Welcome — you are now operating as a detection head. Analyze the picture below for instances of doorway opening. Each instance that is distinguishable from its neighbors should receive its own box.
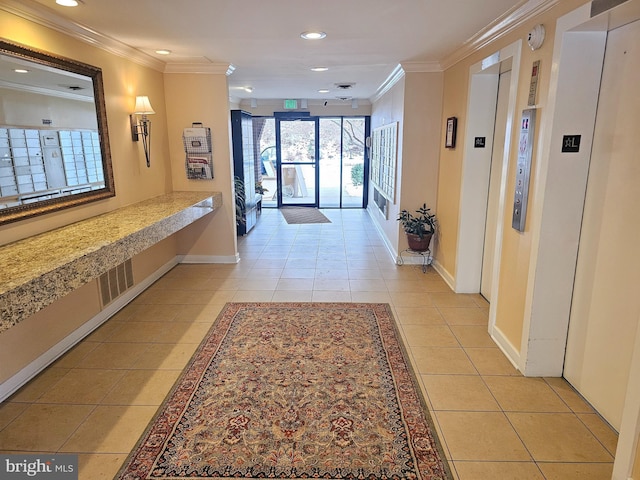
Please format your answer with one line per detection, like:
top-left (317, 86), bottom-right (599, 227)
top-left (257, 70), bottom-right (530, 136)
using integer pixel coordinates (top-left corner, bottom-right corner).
top-left (254, 115), bottom-right (369, 209)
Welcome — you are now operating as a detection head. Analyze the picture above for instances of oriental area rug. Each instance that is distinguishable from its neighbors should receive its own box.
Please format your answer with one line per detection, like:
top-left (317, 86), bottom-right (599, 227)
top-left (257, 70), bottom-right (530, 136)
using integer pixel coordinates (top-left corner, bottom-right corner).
top-left (115, 302), bottom-right (452, 480)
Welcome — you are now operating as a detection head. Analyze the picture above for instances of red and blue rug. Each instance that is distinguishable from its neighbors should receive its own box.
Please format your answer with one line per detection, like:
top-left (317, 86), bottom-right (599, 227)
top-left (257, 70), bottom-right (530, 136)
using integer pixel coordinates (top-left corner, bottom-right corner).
top-left (116, 302), bottom-right (452, 479)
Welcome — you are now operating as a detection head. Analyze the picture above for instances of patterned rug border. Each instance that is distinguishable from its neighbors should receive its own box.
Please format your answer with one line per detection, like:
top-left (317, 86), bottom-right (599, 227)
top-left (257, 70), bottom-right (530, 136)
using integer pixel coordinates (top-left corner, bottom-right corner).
top-left (115, 302), bottom-right (453, 480)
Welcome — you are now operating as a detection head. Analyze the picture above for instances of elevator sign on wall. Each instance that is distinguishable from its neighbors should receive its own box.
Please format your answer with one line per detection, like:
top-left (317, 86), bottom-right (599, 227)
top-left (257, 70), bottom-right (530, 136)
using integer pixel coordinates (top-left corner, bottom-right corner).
top-left (512, 108), bottom-right (536, 232)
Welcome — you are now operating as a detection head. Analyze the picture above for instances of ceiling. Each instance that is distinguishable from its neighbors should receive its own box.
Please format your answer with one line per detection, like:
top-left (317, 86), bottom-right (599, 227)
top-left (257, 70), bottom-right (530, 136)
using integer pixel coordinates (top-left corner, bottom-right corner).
top-left (11, 0), bottom-right (534, 103)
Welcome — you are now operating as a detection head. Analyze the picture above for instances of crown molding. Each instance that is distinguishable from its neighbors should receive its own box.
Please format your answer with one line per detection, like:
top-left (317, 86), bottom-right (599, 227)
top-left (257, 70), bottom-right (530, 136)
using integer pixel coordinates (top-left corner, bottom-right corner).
top-left (1, 0), bottom-right (164, 71)
top-left (400, 61), bottom-right (443, 73)
top-left (370, 64), bottom-right (405, 103)
top-left (163, 63), bottom-right (232, 75)
top-left (440, 0), bottom-right (560, 70)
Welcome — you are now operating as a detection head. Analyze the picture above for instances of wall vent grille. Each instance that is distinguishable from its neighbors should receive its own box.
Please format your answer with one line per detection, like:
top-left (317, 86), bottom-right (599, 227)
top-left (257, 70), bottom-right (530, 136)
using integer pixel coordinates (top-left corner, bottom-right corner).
top-left (99, 259), bottom-right (134, 306)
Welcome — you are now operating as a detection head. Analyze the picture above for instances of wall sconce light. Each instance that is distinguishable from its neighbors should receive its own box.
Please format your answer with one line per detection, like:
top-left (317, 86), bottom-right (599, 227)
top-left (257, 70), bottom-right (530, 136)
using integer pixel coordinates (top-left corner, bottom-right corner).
top-left (130, 95), bottom-right (155, 167)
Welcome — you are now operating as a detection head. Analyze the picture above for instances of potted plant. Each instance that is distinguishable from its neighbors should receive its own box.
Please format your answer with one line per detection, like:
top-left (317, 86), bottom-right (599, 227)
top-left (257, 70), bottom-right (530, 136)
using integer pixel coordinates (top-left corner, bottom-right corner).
top-left (397, 203), bottom-right (437, 252)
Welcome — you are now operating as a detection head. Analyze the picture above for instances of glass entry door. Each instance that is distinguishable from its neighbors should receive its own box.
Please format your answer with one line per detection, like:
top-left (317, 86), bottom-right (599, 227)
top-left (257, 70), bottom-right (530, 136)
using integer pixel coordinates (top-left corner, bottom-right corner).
top-left (276, 117), bottom-right (319, 207)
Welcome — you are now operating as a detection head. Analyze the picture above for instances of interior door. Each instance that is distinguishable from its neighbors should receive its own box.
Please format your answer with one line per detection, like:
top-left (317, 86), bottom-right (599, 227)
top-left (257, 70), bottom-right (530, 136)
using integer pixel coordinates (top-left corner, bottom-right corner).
top-left (276, 117), bottom-right (319, 207)
top-left (563, 19), bottom-right (640, 430)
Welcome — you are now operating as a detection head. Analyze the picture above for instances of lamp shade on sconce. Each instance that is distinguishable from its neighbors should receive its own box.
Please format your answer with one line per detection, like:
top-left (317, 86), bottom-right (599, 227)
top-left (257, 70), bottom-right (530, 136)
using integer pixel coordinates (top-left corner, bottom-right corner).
top-left (133, 96), bottom-right (155, 115)
top-left (131, 95), bottom-right (155, 167)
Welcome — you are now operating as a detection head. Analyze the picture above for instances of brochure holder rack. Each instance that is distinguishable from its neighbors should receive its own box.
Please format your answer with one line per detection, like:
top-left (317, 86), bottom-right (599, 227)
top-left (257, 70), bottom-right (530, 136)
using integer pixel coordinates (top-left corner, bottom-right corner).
top-left (183, 124), bottom-right (213, 179)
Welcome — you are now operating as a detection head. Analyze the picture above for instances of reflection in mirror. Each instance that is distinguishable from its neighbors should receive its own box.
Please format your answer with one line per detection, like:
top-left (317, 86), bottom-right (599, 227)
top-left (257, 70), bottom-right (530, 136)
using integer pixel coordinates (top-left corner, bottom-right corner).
top-left (0, 40), bottom-right (114, 225)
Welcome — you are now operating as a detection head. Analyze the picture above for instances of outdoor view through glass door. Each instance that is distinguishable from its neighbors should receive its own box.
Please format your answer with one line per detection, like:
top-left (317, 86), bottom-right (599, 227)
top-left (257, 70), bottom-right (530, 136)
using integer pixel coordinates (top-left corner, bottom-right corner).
top-left (277, 118), bottom-right (318, 206)
top-left (255, 115), bottom-right (368, 209)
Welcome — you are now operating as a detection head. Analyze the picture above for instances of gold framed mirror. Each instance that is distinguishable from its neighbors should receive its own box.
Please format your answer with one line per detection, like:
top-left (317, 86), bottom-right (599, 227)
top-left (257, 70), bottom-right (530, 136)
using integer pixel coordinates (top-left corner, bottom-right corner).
top-left (0, 40), bottom-right (115, 225)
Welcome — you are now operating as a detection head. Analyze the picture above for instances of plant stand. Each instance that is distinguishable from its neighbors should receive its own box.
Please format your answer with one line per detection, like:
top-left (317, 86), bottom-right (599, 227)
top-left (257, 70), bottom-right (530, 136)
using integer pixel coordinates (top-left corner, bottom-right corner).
top-left (397, 248), bottom-right (431, 273)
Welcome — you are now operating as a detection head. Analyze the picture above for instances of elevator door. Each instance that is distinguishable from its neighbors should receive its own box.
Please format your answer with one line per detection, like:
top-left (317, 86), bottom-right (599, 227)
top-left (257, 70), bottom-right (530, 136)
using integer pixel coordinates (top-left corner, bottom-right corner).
top-left (480, 69), bottom-right (511, 300)
top-left (564, 19), bottom-right (640, 430)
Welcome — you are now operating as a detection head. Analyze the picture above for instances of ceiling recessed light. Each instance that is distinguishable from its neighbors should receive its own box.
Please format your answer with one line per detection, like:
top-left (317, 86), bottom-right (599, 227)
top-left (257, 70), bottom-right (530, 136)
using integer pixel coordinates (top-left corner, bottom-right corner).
top-left (244, 87), bottom-right (253, 93)
top-left (155, 49), bottom-right (172, 55)
top-left (301, 31), bottom-right (326, 40)
top-left (318, 89), bottom-right (330, 94)
top-left (311, 67), bottom-right (328, 72)
top-left (14, 69), bottom-right (29, 74)
top-left (56, 0), bottom-right (80, 6)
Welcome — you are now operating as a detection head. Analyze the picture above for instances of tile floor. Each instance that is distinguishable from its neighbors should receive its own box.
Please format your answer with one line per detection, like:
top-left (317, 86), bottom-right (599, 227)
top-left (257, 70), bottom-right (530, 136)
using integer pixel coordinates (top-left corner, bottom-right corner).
top-left (0, 208), bottom-right (618, 479)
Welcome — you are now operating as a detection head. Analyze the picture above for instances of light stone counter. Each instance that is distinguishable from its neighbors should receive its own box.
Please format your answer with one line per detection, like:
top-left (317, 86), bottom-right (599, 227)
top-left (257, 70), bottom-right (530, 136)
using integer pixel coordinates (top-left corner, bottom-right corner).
top-left (0, 191), bottom-right (222, 333)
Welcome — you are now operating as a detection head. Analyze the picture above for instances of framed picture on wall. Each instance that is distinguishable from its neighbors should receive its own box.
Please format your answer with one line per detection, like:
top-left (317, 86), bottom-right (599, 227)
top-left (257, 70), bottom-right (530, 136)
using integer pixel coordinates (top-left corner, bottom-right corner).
top-left (445, 116), bottom-right (457, 148)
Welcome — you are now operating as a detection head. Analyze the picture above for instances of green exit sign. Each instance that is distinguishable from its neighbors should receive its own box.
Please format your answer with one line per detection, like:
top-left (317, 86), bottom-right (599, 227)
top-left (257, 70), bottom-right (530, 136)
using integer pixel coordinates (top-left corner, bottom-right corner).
top-left (284, 99), bottom-right (298, 109)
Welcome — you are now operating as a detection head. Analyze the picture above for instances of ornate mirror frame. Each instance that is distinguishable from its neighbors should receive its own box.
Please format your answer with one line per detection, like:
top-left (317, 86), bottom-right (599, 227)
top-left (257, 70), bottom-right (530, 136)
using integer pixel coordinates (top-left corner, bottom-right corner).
top-left (0, 40), bottom-right (115, 225)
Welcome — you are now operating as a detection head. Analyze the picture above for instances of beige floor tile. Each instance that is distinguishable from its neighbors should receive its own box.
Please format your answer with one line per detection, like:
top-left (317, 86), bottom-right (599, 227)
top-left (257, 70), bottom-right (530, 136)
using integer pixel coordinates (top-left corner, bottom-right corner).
top-left (0, 402), bottom-right (28, 430)
top-left (271, 290), bottom-right (314, 302)
top-left (350, 291), bottom-right (393, 303)
top-left (384, 279), bottom-right (429, 293)
top-left (544, 377), bottom-right (595, 413)
top-left (134, 343), bottom-right (199, 370)
top-left (78, 343), bottom-right (148, 370)
top-left (421, 375), bottom-right (500, 411)
top-left (410, 347), bottom-right (477, 375)
top-left (454, 461), bottom-right (544, 479)
top-left (389, 291), bottom-right (433, 307)
top-left (507, 412), bottom-right (614, 462)
top-left (152, 322), bottom-right (211, 344)
top-left (436, 411), bottom-right (531, 461)
top-left (312, 291), bottom-right (352, 302)
top-left (483, 376), bottom-right (570, 412)
top-left (231, 290), bottom-right (274, 302)
top-left (420, 277), bottom-right (454, 293)
top-left (313, 278), bottom-right (351, 291)
top-left (276, 278), bottom-right (315, 290)
top-left (53, 342), bottom-right (99, 368)
top-left (125, 304), bottom-right (184, 322)
top-left (102, 321), bottom-right (168, 343)
top-left (151, 276), bottom-right (213, 291)
top-left (237, 277), bottom-right (280, 291)
top-left (280, 268), bottom-right (316, 279)
top-left (349, 279), bottom-right (388, 291)
top-left (577, 413), bottom-right (618, 455)
top-left (537, 462), bottom-right (614, 479)
top-left (83, 320), bottom-right (126, 342)
top-left (204, 289), bottom-right (239, 304)
top-left (37, 369), bottom-right (125, 405)
top-left (429, 292), bottom-right (479, 308)
top-left (284, 258), bottom-right (317, 269)
top-left (465, 348), bottom-right (520, 376)
top-left (401, 325), bottom-right (459, 347)
top-left (8, 367), bottom-right (70, 402)
top-left (101, 370), bottom-right (181, 405)
top-left (438, 307), bottom-right (489, 326)
top-left (173, 303), bottom-right (225, 323)
top-left (378, 267), bottom-right (423, 280)
top-left (314, 268), bottom-right (350, 279)
top-left (393, 306), bottom-right (445, 325)
top-left (347, 268), bottom-right (383, 280)
top-left (78, 453), bottom-right (129, 480)
top-left (244, 258), bottom-right (286, 270)
top-left (0, 404), bottom-right (94, 451)
top-left (60, 405), bottom-right (158, 454)
top-left (449, 325), bottom-right (496, 348)
top-left (247, 267), bottom-right (284, 279)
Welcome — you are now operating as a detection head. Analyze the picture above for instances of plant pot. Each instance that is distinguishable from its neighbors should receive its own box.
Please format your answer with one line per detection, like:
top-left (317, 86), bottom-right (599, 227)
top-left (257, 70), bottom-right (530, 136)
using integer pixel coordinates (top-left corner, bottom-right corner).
top-left (406, 232), bottom-right (432, 252)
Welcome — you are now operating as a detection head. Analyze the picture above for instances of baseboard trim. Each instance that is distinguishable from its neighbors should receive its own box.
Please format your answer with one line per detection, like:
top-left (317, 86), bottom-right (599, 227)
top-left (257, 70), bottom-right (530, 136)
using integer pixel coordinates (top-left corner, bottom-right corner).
top-left (432, 259), bottom-right (456, 291)
top-left (178, 254), bottom-right (240, 264)
top-left (0, 257), bottom-right (178, 403)
top-left (490, 324), bottom-right (521, 372)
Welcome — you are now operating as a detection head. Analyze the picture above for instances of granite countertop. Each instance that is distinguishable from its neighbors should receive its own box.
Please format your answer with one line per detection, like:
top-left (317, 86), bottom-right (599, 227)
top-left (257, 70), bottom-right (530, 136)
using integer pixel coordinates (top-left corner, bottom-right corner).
top-left (0, 191), bottom-right (222, 332)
